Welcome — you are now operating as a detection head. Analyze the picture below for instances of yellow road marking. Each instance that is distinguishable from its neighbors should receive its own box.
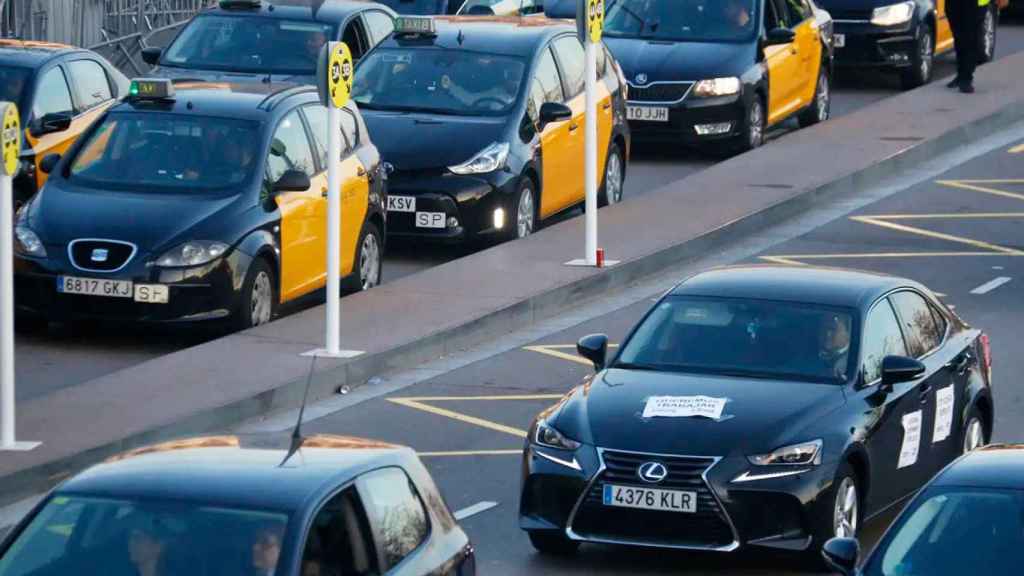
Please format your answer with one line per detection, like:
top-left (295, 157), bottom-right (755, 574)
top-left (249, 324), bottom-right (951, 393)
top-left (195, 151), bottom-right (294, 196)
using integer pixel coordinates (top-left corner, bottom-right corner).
top-left (850, 215), bottom-right (1024, 255)
top-left (387, 397), bottom-right (529, 438)
top-left (936, 180), bottom-right (1024, 202)
top-left (417, 449), bottom-right (521, 457)
top-left (523, 345), bottom-right (593, 366)
top-left (1008, 144), bottom-right (1024, 154)
top-left (759, 255), bottom-right (808, 266)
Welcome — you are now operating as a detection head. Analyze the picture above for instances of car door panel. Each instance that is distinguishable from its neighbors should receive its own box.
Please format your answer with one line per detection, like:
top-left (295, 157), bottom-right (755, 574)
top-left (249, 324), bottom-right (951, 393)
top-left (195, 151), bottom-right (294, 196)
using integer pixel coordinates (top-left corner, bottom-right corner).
top-left (531, 45), bottom-right (573, 219)
top-left (339, 154), bottom-right (369, 278)
top-left (794, 19), bottom-right (822, 107)
top-left (935, 0), bottom-right (955, 53)
top-left (764, 0), bottom-right (803, 125)
top-left (550, 36), bottom-right (587, 215)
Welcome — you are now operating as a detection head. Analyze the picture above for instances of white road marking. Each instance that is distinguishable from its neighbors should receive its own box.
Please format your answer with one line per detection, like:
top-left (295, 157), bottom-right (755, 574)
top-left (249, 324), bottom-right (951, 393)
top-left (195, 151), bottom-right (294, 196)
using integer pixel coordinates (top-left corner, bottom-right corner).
top-left (993, 266), bottom-right (1005, 270)
top-left (454, 500), bottom-right (499, 521)
top-left (970, 276), bottom-right (1012, 295)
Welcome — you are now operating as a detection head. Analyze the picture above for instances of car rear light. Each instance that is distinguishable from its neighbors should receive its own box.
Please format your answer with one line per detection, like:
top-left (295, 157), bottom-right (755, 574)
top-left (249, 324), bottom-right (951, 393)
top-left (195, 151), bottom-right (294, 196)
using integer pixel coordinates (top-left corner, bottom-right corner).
top-left (980, 333), bottom-right (992, 374)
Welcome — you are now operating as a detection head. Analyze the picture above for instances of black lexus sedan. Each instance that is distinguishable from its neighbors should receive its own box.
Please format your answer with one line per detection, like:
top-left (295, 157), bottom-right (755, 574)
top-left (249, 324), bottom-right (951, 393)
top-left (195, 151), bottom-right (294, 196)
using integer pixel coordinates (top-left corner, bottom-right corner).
top-left (519, 265), bottom-right (993, 558)
top-left (352, 15), bottom-right (630, 242)
top-left (0, 435), bottom-right (476, 575)
top-left (824, 444), bottom-right (1021, 576)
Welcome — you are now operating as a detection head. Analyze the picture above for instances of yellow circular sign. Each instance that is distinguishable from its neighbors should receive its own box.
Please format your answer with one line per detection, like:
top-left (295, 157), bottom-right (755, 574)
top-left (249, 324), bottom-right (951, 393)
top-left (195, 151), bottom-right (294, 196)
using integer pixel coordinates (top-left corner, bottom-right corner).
top-left (588, 0), bottom-right (604, 43)
top-left (1, 103), bottom-right (19, 177)
top-left (328, 42), bottom-right (354, 109)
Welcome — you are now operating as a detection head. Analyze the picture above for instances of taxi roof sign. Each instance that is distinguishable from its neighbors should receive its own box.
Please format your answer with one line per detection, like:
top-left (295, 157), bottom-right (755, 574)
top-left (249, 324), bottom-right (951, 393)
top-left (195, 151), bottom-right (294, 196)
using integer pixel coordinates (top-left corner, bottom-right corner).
top-left (129, 78), bottom-right (175, 100)
top-left (394, 16), bottom-right (436, 36)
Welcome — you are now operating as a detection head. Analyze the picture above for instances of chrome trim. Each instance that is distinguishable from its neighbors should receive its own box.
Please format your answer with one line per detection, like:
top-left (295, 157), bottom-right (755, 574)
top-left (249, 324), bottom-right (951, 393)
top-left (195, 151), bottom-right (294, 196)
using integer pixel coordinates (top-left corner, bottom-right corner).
top-left (833, 18), bottom-right (870, 23)
top-left (564, 447), bottom-right (742, 552)
top-left (67, 238), bottom-right (138, 273)
top-left (731, 468), bottom-right (811, 483)
top-left (534, 448), bottom-right (582, 471)
top-left (626, 80), bottom-right (694, 105)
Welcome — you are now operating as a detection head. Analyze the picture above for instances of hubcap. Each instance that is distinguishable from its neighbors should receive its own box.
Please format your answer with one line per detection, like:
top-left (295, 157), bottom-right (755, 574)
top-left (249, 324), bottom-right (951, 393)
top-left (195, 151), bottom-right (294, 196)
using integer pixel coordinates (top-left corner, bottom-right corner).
top-left (749, 100), bottom-right (763, 148)
top-left (359, 232), bottom-right (380, 291)
top-left (920, 32), bottom-right (933, 79)
top-left (817, 72), bottom-right (830, 122)
top-left (833, 477), bottom-right (858, 539)
top-left (606, 151), bottom-right (623, 204)
top-left (250, 271), bottom-right (272, 326)
top-left (517, 186), bottom-right (535, 238)
top-left (983, 11), bottom-right (995, 59)
top-left (964, 417), bottom-right (985, 453)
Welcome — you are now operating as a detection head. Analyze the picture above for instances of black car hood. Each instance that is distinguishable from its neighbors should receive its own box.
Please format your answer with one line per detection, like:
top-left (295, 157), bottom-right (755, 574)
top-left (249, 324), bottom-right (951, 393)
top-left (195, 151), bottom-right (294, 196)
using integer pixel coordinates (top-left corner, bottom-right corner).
top-left (151, 65), bottom-right (315, 87)
top-left (554, 369), bottom-right (845, 457)
top-left (30, 182), bottom-right (243, 254)
top-left (603, 37), bottom-right (756, 84)
top-left (361, 111), bottom-right (507, 172)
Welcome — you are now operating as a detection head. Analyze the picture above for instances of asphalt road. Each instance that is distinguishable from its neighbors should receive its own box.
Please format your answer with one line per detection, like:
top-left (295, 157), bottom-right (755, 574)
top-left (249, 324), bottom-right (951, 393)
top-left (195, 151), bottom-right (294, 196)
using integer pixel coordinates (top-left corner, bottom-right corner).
top-left (294, 133), bottom-right (1024, 574)
top-left (14, 19), bottom-right (1024, 402)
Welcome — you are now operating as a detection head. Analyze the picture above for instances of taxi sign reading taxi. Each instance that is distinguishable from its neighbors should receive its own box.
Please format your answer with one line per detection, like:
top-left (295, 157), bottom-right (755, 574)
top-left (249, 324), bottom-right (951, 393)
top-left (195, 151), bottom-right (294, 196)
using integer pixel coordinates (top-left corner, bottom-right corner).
top-left (577, 0), bottom-right (604, 44)
top-left (1, 102), bottom-right (19, 177)
top-left (394, 16), bottom-right (436, 35)
top-left (317, 41), bottom-right (354, 109)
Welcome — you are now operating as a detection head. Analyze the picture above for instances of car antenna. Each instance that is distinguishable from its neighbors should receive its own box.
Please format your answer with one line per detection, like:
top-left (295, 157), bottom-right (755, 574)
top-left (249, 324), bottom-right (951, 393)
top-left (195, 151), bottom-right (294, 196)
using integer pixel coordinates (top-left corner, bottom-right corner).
top-left (278, 354), bottom-right (317, 467)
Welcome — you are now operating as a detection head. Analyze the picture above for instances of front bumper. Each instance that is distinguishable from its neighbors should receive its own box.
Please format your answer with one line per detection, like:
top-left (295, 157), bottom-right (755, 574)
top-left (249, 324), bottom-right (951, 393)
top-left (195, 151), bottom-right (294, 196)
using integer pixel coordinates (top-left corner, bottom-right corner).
top-left (627, 92), bottom-right (746, 145)
top-left (520, 444), bottom-right (836, 552)
top-left (833, 21), bottom-right (918, 68)
top-left (385, 169), bottom-right (519, 243)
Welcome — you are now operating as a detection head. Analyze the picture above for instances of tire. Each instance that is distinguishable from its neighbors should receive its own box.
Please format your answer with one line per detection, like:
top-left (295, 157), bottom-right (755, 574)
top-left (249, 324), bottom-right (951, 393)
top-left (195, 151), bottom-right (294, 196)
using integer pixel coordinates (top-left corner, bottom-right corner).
top-left (598, 144), bottom-right (625, 207)
top-left (233, 257), bottom-right (276, 331)
top-left (900, 22), bottom-right (934, 90)
top-left (508, 178), bottom-right (537, 241)
top-left (798, 67), bottom-right (831, 128)
top-left (979, 5), bottom-right (998, 64)
top-left (961, 406), bottom-right (987, 454)
top-left (527, 531), bottom-right (579, 555)
top-left (728, 95), bottom-right (765, 155)
top-left (342, 221), bottom-right (383, 293)
top-left (806, 460), bottom-right (861, 565)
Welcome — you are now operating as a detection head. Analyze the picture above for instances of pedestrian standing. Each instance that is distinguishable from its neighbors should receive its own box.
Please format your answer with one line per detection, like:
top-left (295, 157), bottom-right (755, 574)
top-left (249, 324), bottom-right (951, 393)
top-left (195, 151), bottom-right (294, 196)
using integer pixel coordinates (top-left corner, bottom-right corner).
top-left (947, 0), bottom-right (990, 93)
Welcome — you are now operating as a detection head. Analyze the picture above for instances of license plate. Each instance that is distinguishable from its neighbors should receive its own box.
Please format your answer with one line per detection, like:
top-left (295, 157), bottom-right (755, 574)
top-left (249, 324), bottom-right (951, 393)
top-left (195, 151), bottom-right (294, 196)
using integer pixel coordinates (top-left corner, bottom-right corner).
top-left (134, 284), bottom-right (169, 304)
top-left (387, 195), bottom-right (416, 213)
top-left (415, 212), bottom-right (446, 229)
top-left (602, 484), bottom-right (697, 513)
top-left (834, 33), bottom-right (845, 48)
top-left (57, 276), bottom-right (133, 298)
top-left (627, 106), bottom-right (669, 123)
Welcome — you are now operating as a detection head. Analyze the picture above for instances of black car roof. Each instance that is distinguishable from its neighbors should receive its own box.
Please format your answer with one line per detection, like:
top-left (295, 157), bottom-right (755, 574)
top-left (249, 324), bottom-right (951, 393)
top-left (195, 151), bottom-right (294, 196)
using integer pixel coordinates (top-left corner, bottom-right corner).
top-left (932, 445), bottom-right (1024, 490)
top-left (0, 40), bottom-right (81, 68)
top-left (207, 0), bottom-right (392, 24)
top-left (671, 265), bottom-right (910, 310)
top-left (56, 435), bottom-right (413, 511)
top-left (383, 16), bottom-right (575, 56)
top-left (110, 81), bottom-right (320, 120)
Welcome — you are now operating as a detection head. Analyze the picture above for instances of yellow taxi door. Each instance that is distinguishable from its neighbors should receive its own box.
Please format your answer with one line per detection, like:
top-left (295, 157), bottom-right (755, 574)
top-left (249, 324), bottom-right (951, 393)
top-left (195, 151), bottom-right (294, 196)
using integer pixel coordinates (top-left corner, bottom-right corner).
top-left (530, 45), bottom-right (575, 219)
top-left (764, 0), bottom-right (805, 125)
top-left (596, 46), bottom-right (615, 185)
top-left (935, 0), bottom-right (954, 53)
top-left (546, 36), bottom-right (588, 215)
top-left (788, 0), bottom-right (824, 108)
top-left (270, 109), bottom-right (326, 302)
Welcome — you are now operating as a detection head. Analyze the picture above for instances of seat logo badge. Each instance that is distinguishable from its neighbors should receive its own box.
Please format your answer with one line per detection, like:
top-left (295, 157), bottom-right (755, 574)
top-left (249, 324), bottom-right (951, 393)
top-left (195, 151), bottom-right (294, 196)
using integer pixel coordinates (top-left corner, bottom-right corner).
top-left (91, 248), bottom-right (109, 263)
top-left (638, 461), bottom-right (668, 483)
top-left (635, 73), bottom-right (648, 85)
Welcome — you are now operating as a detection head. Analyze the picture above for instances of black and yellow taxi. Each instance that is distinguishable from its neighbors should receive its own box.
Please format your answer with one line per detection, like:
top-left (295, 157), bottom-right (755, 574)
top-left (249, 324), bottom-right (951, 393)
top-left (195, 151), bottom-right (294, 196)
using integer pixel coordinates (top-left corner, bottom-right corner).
top-left (352, 16), bottom-right (630, 242)
top-left (13, 78), bottom-right (387, 329)
top-left (0, 39), bottom-right (129, 209)
top-left (145, 0), bottom-right (398, 84)
top-left (582, 0), bottom-right (834, 154)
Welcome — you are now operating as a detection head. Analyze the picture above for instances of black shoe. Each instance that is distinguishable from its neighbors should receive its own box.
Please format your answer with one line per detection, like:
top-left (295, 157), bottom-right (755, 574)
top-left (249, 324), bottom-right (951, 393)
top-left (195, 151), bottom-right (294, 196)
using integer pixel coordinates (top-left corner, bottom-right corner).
top-left (946, 77), bottom-right (961, 88)
top-left (959, 83), bottom-right (975, 94)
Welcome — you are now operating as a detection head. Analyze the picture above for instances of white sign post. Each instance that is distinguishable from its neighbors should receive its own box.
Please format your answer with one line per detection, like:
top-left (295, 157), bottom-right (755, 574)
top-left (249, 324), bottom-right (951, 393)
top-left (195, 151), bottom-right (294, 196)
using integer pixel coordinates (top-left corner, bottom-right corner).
top-left (1, 101), bottom-right (40, 451)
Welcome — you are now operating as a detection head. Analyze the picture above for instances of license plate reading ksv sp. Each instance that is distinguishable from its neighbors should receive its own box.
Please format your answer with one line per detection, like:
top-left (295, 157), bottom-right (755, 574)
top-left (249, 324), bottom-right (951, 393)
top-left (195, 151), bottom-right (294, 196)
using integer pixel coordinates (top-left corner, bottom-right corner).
top-left (627, 106), bottom-right (669, 123)
top-left (603, 484), bottom-right (697, 513)
top-left (387, 195), bottom-right (416, 212)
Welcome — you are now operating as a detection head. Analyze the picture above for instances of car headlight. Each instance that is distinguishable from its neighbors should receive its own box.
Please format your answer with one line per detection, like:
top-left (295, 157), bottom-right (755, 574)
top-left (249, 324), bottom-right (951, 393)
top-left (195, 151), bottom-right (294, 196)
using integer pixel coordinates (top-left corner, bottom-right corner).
top-left (692, 77), bottom-right (741, 98)
top-left (533, 419), bottom-right (581, 451)
top-left (154, 241), bottom-right (229, 268)
top-left (871, 1), bottom-right (915, 26)
top-left (14, 226), bottom-right (46, 257)
top-left (748, 439), bottom-right (823, 466)
top-left (448, 142), bottom-right (510, 175)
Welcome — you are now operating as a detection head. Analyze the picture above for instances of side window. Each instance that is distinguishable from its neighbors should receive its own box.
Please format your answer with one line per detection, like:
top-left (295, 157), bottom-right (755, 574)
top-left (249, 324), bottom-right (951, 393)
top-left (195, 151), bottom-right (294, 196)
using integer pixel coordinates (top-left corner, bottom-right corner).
top-left (520, 0), bottom-right (543, 14)
top-left (32, 67), bottom-right (74, 119)
top-left (890, 291), bottom-right (944, 358)
top-left (552, 36), bottom-right (586, 99)
top-left (862, 299), bottom-right (909, 383)
top-left (766, 0), bottom-right (787, 29)
top-left (359, 467), bottom-right (429, 571)
top-left (303, 487), bottom-right (378, 576)
top-left (266, 110), bottom-right (316, 185)
top-left (597, 43), bottom-right (608, 78)
top-left (342, 18), bottom-right (369, 60)
top-left (784, 0), bottom-right (812, 25)
top-left (341, 108), bottom-right (360, 150)
top-left (67, 60), bottom-right (112, 111)
top-left (363, 10), bottom-right (395, 45)
top-left (301, 105), bottom-right (330, 170)
top-left (527, 47), bottom-right (564, 123)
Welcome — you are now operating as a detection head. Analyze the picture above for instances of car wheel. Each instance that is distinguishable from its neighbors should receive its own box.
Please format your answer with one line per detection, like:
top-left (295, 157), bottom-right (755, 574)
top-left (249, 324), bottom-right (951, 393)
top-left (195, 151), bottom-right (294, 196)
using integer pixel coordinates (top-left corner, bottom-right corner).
top-left (962, 407), bottom-right (987, 454)
top-left (527, 531), bottom-right (579, 555)
top-left (798, 67), bottom-right (831, 128)
top-left (510, 178), bottom-right (537, 240)
top-left (807, 460), bottom-right (860, 563)
top-left (342, 222), bottom-right (383, 293)
top-left (598, 144), bottom-right (624, 207)
top-left (900, 22), bottom-right (934, 90)
top-left (979, 5), bottom-right (997, 64)
top-left (234, 257), bottom-right (276, 331)
top-left (730, 96), bottom-right (765, 155)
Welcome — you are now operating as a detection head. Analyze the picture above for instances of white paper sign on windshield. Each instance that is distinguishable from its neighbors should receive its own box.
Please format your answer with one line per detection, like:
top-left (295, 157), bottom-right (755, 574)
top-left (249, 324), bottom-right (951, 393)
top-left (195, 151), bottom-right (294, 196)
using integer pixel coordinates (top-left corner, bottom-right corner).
top-left (899, 410), bottom-right (922, 469)
top-left (642, 396), bottom-right (728, 420)
top-left (933, 386), bottom-right (955, 443)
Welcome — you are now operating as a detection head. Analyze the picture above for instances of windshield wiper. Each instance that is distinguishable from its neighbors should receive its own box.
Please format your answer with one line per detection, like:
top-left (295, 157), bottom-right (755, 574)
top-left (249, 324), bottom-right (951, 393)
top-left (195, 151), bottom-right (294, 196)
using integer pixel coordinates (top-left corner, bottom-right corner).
top-left (611, 362), bottom-right (662, 372)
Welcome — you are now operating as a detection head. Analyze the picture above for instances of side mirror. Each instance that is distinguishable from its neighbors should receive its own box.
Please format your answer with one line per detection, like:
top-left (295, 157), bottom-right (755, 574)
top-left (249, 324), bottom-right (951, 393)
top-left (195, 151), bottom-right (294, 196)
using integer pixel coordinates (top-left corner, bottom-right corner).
top-left (879, 355), bottom-right (926, 391)
top-left (141, 47), bottom-right (163, 66)
top-left (821, 537), bottom-right (860, 576)
top-left (273, 170), bottom-right (311, 193)
top-left (764, 27), bottom-right (796, 46)
top-left (577, 334), bottom-right (608, 371)
top-left (538, 102), bottom-right (572, 130)
top-left (39, 154), bottom-right (61, 175)
top-left (270, 138), bottom-right (287, 158)
top-left (28, 112), bottom-right (72, 138)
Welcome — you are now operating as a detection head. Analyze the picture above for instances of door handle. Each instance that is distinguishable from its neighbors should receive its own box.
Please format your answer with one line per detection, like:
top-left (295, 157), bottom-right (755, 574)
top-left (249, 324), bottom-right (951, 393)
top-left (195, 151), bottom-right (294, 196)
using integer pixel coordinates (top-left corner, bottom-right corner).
top-left (918, 382), bottom-right (933, 403)
top-left (946, 353), bottom-right (971, 374)
top-left (569, 123), bottom-right (580, 132)
top-left (602, 102), bottom-right (612, 111)
top-left (321, 187), bottom-right (329, 198)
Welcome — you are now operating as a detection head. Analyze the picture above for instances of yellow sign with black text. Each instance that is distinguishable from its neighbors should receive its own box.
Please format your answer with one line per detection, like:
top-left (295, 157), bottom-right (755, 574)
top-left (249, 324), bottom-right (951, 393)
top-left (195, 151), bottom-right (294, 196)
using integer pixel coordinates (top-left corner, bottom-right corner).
top-left (1, 102), bottom-right (19, 177)
top-left (328, 42), bottom-right (354, 109)
top-left (588, 0), bottom-right (604, 43)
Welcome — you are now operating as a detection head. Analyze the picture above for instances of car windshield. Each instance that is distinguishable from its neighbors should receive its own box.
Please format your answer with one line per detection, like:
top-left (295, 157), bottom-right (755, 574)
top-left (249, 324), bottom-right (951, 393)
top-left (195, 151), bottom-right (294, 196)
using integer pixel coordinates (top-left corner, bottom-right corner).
top-left (0, 495), bottom-right (289, 576)
top-left (457, 0), bottom-right (523, 15)
top-left (378, 0), bottom-right (452, 14)
top-left (604, 0), bottom-right (758, 43)
top-left (68, 112), bottom-right (261, 193)
top-left (614, 296), bottom-right (856, 382)
top-left (161, 15), bottom-right (334, 75)
top-left (0, 66), bottom-right (31, 110)
top-left (353, 47), bottom-right (526, 116)
top-left (863, 486), bottom-right (1024, 576)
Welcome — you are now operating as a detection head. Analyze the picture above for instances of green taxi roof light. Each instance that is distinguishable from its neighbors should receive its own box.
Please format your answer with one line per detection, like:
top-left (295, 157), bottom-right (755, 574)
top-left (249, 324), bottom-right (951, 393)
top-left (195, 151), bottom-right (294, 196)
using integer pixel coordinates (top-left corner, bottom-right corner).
top-left (128, 78), bottom-right (175, 100)
top-left (394, 16), bottom-right (437, 36)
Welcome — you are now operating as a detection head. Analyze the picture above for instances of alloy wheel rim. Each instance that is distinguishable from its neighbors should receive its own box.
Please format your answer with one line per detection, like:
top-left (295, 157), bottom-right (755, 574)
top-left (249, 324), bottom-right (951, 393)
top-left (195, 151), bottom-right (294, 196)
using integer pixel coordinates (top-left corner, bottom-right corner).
top-left (749, 101), bottom-right (763, 148)
top-left (920, 32), bottom-right (933, 79)
top-left (606, 152), bottom-right (623, 204)
top-left (834, 477), bottom-right (858, 539)
top-left (251, 271), bottom-right (272, 326)
top-left (983, 11), bottom-right (995, 59)
top-left (817, 72), bottom-right (830, 122)
top-left (517, 187), bottom-right (535, 238)
top-left (360, 233), bottom-right (380, 290)
top-left (964, 418), bottom-right (985, 453)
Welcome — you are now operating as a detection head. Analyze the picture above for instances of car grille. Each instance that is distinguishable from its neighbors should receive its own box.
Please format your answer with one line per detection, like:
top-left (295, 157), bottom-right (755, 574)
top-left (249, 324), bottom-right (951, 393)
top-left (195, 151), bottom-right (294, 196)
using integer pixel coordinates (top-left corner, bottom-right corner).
top-left (627, 82), bottom-right (693, 104)
top-left (69, 239), bottom-right (136, 272)
top-left (569, 450), bottom-right (736, 549)
top-left (830, 8), bottom-right (873, 20)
